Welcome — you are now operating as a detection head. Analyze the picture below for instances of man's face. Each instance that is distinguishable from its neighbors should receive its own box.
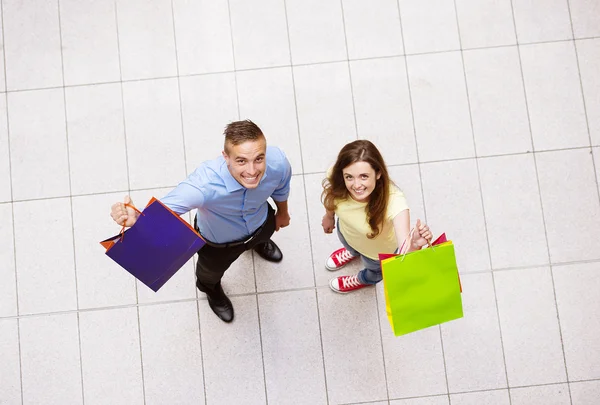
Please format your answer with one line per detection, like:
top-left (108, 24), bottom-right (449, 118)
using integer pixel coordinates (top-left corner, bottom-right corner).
top-left (222, 137), bottom-right (267, 189)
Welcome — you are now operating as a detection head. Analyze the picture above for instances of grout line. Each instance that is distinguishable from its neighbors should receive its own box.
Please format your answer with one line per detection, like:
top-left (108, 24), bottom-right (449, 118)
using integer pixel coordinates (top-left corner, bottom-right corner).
top-left (4, 255), bottom-right (600, 320)
top-left (338, 0), bottom-right (359, 141)
top-left (453, 0), bottom-right (513, 400)
top-left (281, 0), bottom-right (330, 402)
top-left (169, 4), bottom-right (207, 404)
top-left (395, 0), bottom-right (427, 225)
top-left (225, 0), bottom-right (241, 120)
top-left (510, 1), bottom-right (572, 404)
top-left (567, 4), bottom-right (600, 207)
top-left (169, 0), bottom-right (189, 179)
top-left (113, 1), bottom-right (146, 403)
top-left (194, 300), bottom-right (208, 405)
top-left (373, 289), bottom-right (391, 402)
top-left (1, 0), bottom-right (24, 402)
top-left (1, 35), bottom-right (598, 96)
top-left (254, 293), bottom-right (270, 405)
top-left (56, 1), bottom-right (86, 403)
top-left (2, 144), bottom-right (599, 207)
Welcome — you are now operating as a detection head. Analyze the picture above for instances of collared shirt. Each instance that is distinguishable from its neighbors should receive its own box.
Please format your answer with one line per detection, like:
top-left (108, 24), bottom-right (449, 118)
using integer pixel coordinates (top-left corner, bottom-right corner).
top-left (161, 146), bottom-right (292, 243)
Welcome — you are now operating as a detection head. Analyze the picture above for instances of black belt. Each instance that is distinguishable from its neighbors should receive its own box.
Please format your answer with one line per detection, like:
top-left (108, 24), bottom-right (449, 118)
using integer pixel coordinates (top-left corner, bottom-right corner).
top-left (194, 216), bottom-right (266, 248)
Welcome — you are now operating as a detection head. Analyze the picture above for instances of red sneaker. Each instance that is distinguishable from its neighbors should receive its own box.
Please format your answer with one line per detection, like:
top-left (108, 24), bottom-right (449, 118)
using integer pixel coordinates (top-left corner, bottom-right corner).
top-left (329, 274), bottom-right (369, 293)
top-left (325, 247), bottom-right (357, 271)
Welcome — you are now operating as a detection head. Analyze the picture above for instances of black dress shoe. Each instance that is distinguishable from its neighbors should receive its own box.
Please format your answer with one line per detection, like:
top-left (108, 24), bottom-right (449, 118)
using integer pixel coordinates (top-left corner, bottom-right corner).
top-left (253, 239), bottom-right (283, 262)
top-left (205, 283), bottom-right (234, 323)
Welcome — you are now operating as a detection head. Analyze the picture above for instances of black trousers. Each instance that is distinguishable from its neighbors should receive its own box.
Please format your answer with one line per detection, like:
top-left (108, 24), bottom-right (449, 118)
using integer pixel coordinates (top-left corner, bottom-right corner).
top-left (195, 205), bottom-right (276, 292)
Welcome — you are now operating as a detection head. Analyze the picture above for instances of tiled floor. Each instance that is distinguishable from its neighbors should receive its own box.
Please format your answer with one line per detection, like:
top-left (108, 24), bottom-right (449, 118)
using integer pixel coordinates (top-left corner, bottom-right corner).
top-left (0, 0), bottom-right (599, 404)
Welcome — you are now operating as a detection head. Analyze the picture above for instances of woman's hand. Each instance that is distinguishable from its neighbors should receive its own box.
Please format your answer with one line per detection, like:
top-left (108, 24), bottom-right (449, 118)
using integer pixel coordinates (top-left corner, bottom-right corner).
top-left (410, 219), bottom-right (432, 249)
top-left (322, 213), bottom-right (335, 234)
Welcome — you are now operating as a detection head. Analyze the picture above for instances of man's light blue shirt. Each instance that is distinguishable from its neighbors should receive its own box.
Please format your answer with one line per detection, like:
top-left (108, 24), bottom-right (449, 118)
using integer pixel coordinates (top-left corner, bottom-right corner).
top-left (161, 146), bottom-right (292, 244)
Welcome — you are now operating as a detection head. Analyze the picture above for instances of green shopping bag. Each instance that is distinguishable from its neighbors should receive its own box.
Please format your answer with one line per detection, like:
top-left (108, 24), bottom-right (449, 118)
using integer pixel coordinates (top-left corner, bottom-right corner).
top-left (381, 239), bottom-right (463, 336)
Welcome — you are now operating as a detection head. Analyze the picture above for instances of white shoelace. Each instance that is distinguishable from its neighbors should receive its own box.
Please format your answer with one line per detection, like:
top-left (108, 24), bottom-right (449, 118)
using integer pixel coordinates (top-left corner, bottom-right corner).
top-left (335, 249), bottom-right (354, 265)
top-left (341, 275), bottom-right (361, 289)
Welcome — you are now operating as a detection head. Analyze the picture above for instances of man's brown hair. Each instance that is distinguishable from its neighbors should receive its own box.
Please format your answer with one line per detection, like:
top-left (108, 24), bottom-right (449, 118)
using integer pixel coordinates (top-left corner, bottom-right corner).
top-left (224, 120), bottom-right (264, 152)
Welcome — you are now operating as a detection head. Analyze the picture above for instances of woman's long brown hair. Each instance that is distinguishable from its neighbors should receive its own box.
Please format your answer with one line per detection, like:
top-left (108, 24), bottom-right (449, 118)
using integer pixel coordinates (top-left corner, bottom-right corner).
top-left (322, 140), bottom-right (392, 239)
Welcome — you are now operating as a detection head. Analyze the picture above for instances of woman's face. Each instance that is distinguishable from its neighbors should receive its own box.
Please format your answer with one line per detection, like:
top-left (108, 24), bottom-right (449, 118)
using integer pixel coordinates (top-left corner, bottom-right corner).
top-left (342, 161), bottom-right (381, 202)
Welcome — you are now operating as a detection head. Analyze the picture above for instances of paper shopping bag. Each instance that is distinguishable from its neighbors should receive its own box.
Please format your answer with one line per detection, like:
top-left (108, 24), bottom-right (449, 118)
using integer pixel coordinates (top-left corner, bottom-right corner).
top-left (100, 197), bottom-right (205, 292)
top-left (380, 237), bottom-right (463, 336)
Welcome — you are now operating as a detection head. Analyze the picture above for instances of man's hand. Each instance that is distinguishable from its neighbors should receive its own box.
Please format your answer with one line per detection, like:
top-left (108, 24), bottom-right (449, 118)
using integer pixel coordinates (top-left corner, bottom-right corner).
top-left (275, 210), bottom-right (290, 231)
top-left (110, 195), bottom-right (140, 227)
top-left (322, 213), bottom-right (335, 234)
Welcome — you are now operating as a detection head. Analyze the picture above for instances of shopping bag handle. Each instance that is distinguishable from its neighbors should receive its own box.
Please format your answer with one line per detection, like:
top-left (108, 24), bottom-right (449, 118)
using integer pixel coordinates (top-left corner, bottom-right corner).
top-left (398, 227), bottom-right (434, 261)
top-left (118, 203), bottom-right (144, 242)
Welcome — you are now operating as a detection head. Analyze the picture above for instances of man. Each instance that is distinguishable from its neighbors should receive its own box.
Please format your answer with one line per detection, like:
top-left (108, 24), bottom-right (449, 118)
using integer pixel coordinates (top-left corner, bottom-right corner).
top-left (110, 120), bottom-right (292, 323)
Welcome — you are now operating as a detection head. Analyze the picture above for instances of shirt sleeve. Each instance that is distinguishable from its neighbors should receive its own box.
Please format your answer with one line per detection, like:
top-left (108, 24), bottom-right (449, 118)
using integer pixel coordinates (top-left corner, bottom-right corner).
top-left (160, 169), bottom-right (206, 215)
top-left (388, 187), bottom-right (409, 219)
top-left (270, 148), bottom-right (292, 202)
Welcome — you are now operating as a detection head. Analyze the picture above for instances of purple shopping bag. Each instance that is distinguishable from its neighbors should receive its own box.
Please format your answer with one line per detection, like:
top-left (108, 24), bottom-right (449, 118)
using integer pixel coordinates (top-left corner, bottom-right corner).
top-left (100, 197), bottom-right (205, 292)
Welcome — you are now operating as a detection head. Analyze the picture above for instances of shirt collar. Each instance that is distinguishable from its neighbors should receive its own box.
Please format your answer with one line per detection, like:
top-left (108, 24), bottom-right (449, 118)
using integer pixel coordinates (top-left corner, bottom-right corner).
top-left (219, 159), bottom-right (269, 192)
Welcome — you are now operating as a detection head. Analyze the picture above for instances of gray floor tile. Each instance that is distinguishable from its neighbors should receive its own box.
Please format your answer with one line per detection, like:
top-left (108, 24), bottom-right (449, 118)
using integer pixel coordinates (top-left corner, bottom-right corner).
top-left (450, 389), bottom-right (510, 405)
top-left (406, 52), bottom-right (475, 162)
top-left (237, 67), bottom-right (303, 174)
top-left (79, 307), bottom-right (144, 405)
top-left (59, 0), bottom-right (120, 86)
top-left (0, 97), bottom-right (10, 203)
top-left (455, 0), bottom-right (516, 49)
top-left (478, 154), bottom-right (548, 269)
top-left (509, 384), bottom-right (571, 405)
top-left (577, 38), bottom-right (600, 147)
top-left (3, 0), bottom-right (62, 91)
top-left (463, 47), bottom-right (532, 157)
top-left (398, 0), bottom-right (460, 54)
top-left (254, 177), bottom-right (315, 292)
top-left (570, 380), bottom-right (600, 405)
top-left (0, 204), bottom-right (17, 317)
top-left (139, 301), bottom-right (205, 405)
top-left (14, 198), bottom-right (77, 315)
top-left (229, 0), bottom-right (290, 70)
top-left (391, 395), bottom-right (449, 405)
top-left (172, 0), bottom-right (234, 75)
top-left (258, 290), bottom-right (327, 405)
top-left (494, 267), bottom-right (567, 386)
top-left (179, 73), bottom-right (239, 174)
top-left (65, 83), bottom-right (129, 195)
top-left (376, 285), bottom-right (447, 399)
top-left (512, 0), bottom-right (572, 43)
top-left (520, 42), bottom-right (589, 151)
top-left (8, 89), bottom-right (70, 200)
top-left (122, 78), bottom-right (186, 190)
top-left (569, 0), bottom-right (600, 39)
top-left (342, 0), bottom-right (404, 59)
top-left (20, 313), bottom-right (83, 405)
top-left (441, 273), bottom-right (507, 392)
top-left (115, 0), bottom-right (177, 80)
top-left (199, 295), bottom-right (266, 405)
top-left (318, 287), bottom-right (387, 404)
top-left (293, 62), bottom-right (357, 173)
top-left (536, 149), bottom-right (600, 263)
top-left (420, 159), bottom-right (490, 273)
top-left (350, 57), bottom-right (418, 166)
top-left (553, 262), bottom-right (600, 380)
top-left (0, 319), bottom-right (21, 404)
top-left (286, 0), bottom-right (347, 65)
